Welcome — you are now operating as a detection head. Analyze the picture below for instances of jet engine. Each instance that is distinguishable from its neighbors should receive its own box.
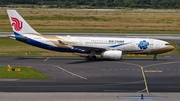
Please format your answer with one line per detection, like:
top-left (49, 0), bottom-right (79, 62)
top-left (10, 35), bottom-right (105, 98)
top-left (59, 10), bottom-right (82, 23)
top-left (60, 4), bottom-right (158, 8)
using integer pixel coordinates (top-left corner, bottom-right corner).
top-left (101, 50), bottom-right (122, 60)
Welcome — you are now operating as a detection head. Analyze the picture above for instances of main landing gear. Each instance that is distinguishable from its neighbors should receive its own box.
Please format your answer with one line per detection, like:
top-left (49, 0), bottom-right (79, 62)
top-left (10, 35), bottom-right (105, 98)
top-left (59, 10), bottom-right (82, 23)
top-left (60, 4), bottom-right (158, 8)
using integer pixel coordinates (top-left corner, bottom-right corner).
top-left (153, 54), bottom-right (157, 61)
top-left (85, 55), bottom-right (97, 61)
top-left (85, 50), bottom-right (96, 61)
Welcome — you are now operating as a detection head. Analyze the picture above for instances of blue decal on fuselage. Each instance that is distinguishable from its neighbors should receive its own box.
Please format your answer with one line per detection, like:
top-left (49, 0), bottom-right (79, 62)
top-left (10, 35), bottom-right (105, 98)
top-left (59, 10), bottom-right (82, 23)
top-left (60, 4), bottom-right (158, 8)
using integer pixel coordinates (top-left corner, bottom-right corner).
top-left (108, 42), bottom-right (131, 48)
top-left (138, 40), bottom-right (149, 50)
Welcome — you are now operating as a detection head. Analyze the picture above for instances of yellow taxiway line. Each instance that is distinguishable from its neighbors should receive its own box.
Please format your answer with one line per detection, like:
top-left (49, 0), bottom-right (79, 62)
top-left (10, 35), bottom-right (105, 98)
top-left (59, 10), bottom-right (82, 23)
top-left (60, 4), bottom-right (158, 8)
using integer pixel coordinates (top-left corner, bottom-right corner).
top-left (116, 62), bottom-right (150, 95)
top-left (144, 70), bottom-right (163, 72)
top-left (140, 65), bottom-right (150, 95)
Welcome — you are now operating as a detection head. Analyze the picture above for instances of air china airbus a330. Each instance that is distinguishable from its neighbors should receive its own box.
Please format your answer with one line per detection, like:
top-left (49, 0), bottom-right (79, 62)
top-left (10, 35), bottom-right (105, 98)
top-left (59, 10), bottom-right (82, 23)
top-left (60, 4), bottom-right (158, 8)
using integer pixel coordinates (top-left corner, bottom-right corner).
top-left (7, 10), bottom-right (174, 61)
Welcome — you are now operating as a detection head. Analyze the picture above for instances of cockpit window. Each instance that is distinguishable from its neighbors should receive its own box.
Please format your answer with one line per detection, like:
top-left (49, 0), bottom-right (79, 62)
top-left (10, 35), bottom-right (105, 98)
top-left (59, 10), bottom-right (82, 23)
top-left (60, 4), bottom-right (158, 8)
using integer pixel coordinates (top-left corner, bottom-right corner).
top-left (165, 43), bottom-right (170, 45)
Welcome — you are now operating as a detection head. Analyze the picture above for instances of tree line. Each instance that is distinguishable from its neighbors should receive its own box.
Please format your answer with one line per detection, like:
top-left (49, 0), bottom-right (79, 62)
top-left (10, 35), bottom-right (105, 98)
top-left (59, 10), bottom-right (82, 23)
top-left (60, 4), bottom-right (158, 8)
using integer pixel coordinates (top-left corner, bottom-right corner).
top-left (1, 0), bottom-right (180, 9)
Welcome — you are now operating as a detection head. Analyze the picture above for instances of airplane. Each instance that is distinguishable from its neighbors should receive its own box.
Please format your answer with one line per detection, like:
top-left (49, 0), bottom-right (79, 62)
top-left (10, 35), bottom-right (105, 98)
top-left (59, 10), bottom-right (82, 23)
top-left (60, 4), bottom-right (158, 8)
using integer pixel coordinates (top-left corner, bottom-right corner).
top-left (7, 10), bottom-right (174, 61)
top-left (117, 94), bottom-right (167, 101)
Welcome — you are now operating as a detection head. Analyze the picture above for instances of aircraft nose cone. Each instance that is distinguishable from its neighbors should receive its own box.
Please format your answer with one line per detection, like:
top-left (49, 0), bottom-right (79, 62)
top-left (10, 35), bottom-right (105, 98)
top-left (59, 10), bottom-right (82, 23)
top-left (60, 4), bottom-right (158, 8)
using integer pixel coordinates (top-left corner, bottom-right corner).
top-left (166, 45), bottom-right (174, 52)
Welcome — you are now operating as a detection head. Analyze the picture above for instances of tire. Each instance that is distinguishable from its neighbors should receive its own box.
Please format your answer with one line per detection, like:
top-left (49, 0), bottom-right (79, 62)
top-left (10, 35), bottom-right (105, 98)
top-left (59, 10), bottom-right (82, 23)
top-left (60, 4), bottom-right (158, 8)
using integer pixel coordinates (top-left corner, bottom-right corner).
top-left (91, 56), bottom-right (96, 61)
top-left (86, 56), bottom-right (90, 61)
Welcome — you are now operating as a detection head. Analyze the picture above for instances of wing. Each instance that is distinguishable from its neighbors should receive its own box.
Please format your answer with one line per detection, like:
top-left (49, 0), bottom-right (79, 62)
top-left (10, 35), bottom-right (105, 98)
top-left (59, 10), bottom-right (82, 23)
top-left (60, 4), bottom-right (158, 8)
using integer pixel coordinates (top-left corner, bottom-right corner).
top-left (117, 96), bottom-right (142, 99)
top-left (117, 96), bottom-right (167, 99)
top-left (71, 45), bottom-right (106, 51)
top-left (143, 96), bottom-right (167, 99)
top-left (58, 40), bottom-right (106, 51)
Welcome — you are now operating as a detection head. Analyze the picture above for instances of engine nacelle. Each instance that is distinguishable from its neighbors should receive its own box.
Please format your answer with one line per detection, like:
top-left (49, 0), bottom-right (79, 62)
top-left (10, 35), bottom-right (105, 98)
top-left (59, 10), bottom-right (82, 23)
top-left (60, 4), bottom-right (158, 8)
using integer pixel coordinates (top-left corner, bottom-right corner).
top-left (101, 50), bottom-right (122, 60)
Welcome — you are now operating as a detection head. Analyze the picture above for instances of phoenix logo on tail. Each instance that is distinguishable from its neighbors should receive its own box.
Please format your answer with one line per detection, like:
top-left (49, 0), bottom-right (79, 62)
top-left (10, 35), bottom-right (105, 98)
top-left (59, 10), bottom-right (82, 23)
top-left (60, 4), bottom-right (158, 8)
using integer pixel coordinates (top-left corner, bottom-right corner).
top-left (11, 17), bottom-right (22, 31)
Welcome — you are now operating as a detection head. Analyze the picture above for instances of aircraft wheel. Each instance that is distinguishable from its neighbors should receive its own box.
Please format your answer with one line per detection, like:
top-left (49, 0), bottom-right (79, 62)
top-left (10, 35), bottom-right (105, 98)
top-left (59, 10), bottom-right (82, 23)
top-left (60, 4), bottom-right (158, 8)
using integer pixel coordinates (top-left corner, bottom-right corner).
top-left (85, 56), bottom-right (96, 61)
top-left (153, 57), bottom-right (157, 61)
top-left (91, 56), bottom-right (96, 61)
top-left (85, 56), bottom-right (91, 61)
top-left (153, 54), bottom-right (157, 61)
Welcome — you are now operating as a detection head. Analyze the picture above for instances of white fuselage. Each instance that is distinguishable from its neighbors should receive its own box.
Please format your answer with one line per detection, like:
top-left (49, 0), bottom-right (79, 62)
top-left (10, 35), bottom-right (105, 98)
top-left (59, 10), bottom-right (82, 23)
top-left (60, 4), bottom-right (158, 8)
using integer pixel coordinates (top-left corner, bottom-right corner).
top-left (21, 34), bottom-right (174, 55)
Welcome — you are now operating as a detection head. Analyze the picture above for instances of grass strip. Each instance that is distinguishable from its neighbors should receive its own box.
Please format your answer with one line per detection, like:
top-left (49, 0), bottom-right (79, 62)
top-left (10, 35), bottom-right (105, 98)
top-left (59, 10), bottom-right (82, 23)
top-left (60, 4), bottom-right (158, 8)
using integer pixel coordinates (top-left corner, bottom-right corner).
top-left (0, 66), bottom-right (49, 79)
top-left (1, 29), bottom-right (180, 34)
top-left (1, 8), bottom-right (180, 33)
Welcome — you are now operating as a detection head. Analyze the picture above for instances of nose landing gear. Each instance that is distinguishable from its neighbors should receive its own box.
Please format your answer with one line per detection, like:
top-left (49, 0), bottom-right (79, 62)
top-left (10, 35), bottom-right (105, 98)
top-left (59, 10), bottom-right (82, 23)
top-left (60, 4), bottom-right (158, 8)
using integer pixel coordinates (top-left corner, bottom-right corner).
top-left (153, 54), bottom-right (157, 61)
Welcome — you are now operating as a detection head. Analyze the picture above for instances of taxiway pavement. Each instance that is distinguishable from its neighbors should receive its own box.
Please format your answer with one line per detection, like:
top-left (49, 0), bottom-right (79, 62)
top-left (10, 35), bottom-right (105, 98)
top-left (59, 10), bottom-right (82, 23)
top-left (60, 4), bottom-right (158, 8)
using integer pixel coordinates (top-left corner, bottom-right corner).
top-left (0, 56), bottom-right (180, 92)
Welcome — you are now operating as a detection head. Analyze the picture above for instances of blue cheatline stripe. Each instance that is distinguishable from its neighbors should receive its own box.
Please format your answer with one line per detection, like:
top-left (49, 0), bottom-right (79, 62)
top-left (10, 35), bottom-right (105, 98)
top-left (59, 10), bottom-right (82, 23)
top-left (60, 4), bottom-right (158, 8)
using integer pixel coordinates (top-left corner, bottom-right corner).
top-left (13, 32), bottom-right (86, 53)
top-left (14, 32), bottom-right (24, 38)
top-left (108, 42), bottom-right (131, 48)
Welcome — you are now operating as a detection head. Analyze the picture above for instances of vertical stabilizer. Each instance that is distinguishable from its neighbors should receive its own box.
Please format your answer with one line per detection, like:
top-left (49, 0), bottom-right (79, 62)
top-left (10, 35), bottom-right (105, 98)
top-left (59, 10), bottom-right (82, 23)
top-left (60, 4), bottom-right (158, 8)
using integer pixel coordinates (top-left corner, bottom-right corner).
top-left (7, 10), bottom-right (40, 35)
